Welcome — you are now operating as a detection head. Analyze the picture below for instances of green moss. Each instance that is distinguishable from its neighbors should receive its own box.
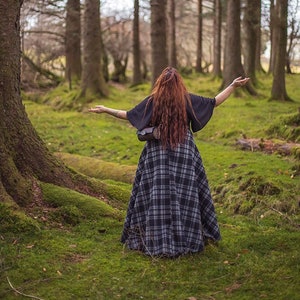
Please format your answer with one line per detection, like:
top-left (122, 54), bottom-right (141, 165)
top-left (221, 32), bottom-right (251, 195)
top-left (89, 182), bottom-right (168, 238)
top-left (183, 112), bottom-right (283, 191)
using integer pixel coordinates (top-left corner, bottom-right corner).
top-left (55, 152), bottom-right (136, 184)
top-left (2, 73), bottom-right (300, 300)
top-left (0, 203), bottom-right (40, 234)
top-left (266, 111), bottom-right (300, 142)
top-left (101, 179), bottom-right (131, 210)
top-left (40, 182), bottom-right (121, 221)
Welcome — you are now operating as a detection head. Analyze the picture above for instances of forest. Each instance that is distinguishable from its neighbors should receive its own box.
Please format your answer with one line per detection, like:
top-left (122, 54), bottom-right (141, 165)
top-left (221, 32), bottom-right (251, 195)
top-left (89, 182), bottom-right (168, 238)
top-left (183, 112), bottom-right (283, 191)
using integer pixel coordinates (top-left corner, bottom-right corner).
top-left (0, 0), bottom-right (300, 299)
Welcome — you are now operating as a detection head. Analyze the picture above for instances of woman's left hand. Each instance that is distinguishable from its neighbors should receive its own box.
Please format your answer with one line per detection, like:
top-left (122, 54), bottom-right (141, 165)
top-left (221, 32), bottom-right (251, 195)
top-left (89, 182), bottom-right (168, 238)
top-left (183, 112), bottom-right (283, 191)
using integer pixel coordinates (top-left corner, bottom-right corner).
top-left (88, 105), bottom-right (106, 113)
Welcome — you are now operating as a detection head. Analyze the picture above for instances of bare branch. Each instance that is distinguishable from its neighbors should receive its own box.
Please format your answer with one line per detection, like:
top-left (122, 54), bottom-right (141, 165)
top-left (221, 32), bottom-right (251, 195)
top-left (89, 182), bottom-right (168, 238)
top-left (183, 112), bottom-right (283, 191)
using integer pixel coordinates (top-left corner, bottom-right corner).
top-left (24, 30), bottom-right (65, 39)
top-left (6, 277), bottom-right (45, 300)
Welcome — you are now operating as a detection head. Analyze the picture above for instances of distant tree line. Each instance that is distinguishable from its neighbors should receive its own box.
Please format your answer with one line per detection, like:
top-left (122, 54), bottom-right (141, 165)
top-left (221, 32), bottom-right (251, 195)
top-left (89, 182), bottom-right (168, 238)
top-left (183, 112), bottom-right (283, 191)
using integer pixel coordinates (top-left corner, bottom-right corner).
top-left (20, 0), bottom-right (300, 101)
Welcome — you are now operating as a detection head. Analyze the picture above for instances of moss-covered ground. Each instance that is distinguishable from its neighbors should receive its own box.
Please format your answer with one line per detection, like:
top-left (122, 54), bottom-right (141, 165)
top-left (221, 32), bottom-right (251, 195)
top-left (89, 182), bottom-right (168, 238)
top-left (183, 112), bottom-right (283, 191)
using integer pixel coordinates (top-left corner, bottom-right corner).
top-left (1, 74), bottom-right (299, 299)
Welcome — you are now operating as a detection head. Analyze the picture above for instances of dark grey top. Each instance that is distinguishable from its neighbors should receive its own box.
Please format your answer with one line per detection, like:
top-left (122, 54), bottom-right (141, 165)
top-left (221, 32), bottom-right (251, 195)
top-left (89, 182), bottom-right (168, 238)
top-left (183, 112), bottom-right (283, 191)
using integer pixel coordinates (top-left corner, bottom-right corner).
top-left (127, 93), bottom-right (216, 132)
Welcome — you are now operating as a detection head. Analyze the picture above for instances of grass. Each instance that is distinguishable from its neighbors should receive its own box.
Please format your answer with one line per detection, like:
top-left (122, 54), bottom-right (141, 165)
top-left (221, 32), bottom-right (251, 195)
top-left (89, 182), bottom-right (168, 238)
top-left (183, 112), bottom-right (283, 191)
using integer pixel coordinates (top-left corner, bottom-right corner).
top-left (1, 74), bottom-right (300, 299)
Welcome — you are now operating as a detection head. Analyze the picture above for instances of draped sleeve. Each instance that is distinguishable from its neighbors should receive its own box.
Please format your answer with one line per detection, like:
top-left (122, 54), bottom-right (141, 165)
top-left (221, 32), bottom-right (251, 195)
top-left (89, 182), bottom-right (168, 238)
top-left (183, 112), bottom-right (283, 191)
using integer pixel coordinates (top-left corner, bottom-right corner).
top-left (127, 96), bottom-right (153, 130)
top-left (187, 94), bottom-right (216, 133)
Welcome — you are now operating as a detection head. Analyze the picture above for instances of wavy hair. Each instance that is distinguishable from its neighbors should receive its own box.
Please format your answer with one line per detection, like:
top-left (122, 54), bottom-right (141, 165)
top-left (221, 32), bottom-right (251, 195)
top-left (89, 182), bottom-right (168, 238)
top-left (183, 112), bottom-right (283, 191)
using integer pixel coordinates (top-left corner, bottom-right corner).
top-left (150, 67), bottom-right (192, 149)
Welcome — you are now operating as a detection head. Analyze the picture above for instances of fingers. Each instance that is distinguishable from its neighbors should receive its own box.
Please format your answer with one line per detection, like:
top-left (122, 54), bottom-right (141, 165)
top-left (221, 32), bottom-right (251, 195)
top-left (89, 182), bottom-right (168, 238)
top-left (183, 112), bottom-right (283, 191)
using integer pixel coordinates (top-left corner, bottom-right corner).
top-left (88, 105), bottom-right (105, 113)
top-left (235, 77), bottom-right (250, 86)
top-left (88, 108), bottom-right (100, 113)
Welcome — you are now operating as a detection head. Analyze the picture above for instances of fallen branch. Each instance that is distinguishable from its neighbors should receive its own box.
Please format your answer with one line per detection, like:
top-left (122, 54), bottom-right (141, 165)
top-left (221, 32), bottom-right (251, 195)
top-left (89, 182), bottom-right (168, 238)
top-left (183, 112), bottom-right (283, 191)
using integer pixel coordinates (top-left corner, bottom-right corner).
top-left (6, 277), bottom-right (45, 300)
top-left (236, 138), bottom-right (300, 155)
top-left (22, 54), bottom-right (62, 85)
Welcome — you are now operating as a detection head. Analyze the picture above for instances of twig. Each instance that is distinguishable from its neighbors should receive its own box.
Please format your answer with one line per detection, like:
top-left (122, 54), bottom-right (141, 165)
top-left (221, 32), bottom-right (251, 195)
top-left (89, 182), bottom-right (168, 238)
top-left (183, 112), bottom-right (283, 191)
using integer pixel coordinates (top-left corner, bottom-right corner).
top-left (6, 277), bottom-right (45, 300)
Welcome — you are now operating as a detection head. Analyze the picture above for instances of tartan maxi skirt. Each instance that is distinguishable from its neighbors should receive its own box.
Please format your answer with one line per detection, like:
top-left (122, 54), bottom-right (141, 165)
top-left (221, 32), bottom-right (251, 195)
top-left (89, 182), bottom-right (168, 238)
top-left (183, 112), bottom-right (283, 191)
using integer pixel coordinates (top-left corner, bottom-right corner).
top-left (121, 131), bottom-right (221, 257)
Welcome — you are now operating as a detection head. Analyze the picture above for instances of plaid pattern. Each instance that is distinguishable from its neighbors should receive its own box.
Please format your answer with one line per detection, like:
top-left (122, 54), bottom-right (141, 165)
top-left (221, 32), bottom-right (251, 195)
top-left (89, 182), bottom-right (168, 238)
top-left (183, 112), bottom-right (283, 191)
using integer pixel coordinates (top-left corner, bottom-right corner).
top-left (121, 131), bottom-right (221, 257)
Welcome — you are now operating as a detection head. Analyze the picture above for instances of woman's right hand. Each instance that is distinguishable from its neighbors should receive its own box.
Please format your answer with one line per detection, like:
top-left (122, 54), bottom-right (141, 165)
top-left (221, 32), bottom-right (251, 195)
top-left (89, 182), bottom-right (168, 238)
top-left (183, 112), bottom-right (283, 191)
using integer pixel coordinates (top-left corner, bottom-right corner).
top-left (230, 76), bottom-right (250, 88)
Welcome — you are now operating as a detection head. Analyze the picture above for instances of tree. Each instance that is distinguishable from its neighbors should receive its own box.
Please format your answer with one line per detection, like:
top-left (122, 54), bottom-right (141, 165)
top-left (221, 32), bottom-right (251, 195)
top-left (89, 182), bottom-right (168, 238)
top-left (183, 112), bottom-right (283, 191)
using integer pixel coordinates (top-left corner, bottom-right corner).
top-left (243, 0), bottom-right (260, 85)
top-left (222, 0), bottom-right (256, 95)
top-left (132, 0), bottom-right (143, 85)
top-left (20, 0), bottom-right (65, 88)
top-left (167, 0), bottom-right (177, 68)
top-left (286, 1), bottom-right (300, 74)
top-left (222, 0), bottom-right (245, 88)
top-left (254, 0), bottom-right (264, 72)
top-left (65, 0), bottom-right (81, 86)
top-left (195, 0), bottom-right (203, 73)
top-left (271, 0), bottom-right (291, 100)
top-left (81, 0), bottom-right (108, 97)
top-left (0, 0), bottom-right (95, 204)
top-left (212, 0), bottom-right (222, 78)
top-left (150, 0), bottom-right (168, 84)
top-left (269, 0), bottom-right (275, 74)
top-left (104, 18), bottom-right (132, 83)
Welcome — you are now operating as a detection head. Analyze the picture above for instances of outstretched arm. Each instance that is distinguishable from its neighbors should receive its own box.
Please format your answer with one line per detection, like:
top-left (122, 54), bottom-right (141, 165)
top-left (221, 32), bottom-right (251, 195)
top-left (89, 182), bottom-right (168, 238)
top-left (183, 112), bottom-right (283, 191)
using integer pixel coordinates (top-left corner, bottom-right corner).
top-left (88, 105), bottom-right (128, 120)
top-left (215, 77), bottom-right (250, 107)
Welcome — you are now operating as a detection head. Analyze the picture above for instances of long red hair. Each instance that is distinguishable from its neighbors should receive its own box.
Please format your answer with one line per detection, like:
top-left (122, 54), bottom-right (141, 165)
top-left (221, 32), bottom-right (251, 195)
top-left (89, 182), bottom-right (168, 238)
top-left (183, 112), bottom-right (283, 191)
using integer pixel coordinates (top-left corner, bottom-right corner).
top-left (150, 67), bottom-right (191, 149)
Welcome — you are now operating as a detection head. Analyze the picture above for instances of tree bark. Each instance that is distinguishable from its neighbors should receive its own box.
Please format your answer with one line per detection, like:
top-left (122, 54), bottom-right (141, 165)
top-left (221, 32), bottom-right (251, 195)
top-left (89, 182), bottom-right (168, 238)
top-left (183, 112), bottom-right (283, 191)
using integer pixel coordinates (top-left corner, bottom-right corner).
top-left (271, 0), bottom-right (290, 101)
top-left (212, 0), bottom-right (222, 78)
top-left (150, 0), bottom-right (168, 84)
top-left (268, 0), bottom-right (275, 74)
top-left (132, 0), bottom-right (142, 85)
top-left (0, 0), bottom-right (99, 206)
top-left (65, 0), bottom-right (81, 85)
top-left (167, 0), bottom-right (177, 68)
top-left (243, 0), bottom-right (259, 85)
top-left (81, 0), bottom-right (108, 97)
top-left (222, 0), bottom-right (256, 95)
top-left (195, 0), bottom-right (203, 73)
top-left (254, 0), bottom-right (264, 72)
top-left (222, 0), bottom-right (244, 88)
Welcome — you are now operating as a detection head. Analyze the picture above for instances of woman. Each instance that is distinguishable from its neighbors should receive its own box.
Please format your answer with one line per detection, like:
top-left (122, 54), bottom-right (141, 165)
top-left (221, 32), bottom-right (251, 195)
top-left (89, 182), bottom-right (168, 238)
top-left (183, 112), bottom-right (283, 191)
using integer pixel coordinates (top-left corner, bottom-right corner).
top-left (89, 67), bottom-right (249, 257)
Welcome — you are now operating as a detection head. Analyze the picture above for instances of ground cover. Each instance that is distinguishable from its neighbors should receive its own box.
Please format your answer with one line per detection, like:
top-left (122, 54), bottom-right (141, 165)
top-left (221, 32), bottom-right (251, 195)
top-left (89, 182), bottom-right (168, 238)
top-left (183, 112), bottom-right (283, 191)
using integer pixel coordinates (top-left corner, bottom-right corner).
top-left (1, 74), bottom-right (299, 299)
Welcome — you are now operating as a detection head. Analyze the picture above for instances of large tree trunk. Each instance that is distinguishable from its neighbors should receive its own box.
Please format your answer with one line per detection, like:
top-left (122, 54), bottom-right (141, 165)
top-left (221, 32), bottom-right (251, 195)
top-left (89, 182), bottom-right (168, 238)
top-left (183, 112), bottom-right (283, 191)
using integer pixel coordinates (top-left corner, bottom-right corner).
top-left (243, 0), bottom-right (259, 85)
top-left (132, 0), bottom-right (142, 85)
top-left (271, 0), bottom-right (290, 100)
top-left (268, 0), bottom-right (275, 74)
top-left (167, 0), bottom-right (177, 68)
top-left (0, 0), bottom-right (97, 206)
top-left (81, 0), bottom-right (108, 97)
top-left (65, 0), bottom-right (81, 85)
top-left (212, 0), bottom-right (222, 78)
top-left (222, 0), bottom-right (245, 88)
top-left (195, 0), bottom-right (203, 73)
top-left (222, 0), bottom-right (256, 95)
top-left (254, 0), bottom-right (264, 73)
top-left (150, 0), bottom-right (168, 84)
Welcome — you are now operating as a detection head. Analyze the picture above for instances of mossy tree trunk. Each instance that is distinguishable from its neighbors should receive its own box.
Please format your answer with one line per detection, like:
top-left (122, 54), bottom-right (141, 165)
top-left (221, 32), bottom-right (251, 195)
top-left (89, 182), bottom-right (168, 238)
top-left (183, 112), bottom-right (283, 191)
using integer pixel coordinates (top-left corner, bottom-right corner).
top-left (0, 0), bottom-right (94, 206)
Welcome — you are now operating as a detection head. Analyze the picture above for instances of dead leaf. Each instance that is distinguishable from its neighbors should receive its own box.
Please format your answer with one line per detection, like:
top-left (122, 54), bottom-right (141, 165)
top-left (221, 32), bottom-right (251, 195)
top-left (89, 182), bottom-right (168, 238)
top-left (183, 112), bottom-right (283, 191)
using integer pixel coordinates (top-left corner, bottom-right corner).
top-left (225, 282), bottom-right (241, 293)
